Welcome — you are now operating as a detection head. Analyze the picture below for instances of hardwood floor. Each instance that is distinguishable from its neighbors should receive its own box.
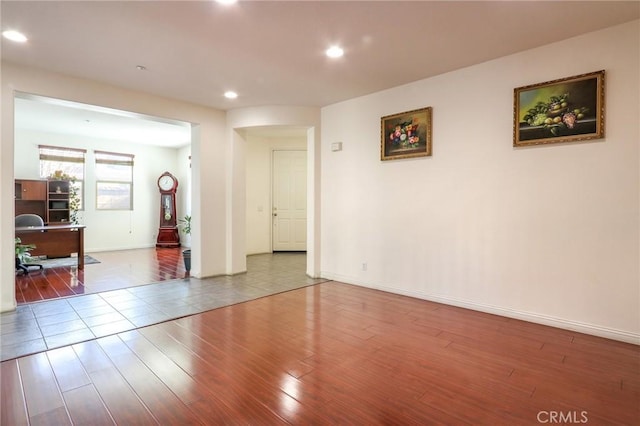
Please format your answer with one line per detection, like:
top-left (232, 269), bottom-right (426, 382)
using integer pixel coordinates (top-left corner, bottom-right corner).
top-left (15, 248), bottom-right (187, 304)
top-left (2, 281), bottom-right (638, 425)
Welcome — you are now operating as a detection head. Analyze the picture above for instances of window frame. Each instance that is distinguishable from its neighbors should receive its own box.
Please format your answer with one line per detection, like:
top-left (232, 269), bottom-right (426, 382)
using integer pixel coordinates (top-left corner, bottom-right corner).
top-left (94, 150), bottom-right (135, 211)
top-left (38, 145), bottom-right (86, 210)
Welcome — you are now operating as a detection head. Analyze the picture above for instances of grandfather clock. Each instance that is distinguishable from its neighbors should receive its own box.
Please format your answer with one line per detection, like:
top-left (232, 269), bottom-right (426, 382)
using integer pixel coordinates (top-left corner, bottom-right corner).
top-left (156, 171), bottom-right (180, 248)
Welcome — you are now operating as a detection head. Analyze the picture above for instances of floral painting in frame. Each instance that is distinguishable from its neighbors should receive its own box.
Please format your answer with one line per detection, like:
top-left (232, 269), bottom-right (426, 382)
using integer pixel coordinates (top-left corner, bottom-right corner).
top-left (381, 107), bottom-right (432, 161)
top-left (514, 70), bottom-right (605, 147)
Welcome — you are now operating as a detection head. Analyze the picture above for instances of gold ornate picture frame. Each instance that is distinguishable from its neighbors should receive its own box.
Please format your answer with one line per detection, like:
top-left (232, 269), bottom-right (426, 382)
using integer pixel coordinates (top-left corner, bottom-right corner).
top-left (514, 70), bottom-right (605, 147)
top-left (381, 107), bottom-right (432, 161)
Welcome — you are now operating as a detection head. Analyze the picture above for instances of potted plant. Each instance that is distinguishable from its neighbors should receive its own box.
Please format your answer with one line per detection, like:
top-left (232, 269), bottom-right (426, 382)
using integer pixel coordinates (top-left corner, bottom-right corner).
top-left (178, 215), bottom-right (191, 273)
top-left (15, 237), bottom-right (36, 271)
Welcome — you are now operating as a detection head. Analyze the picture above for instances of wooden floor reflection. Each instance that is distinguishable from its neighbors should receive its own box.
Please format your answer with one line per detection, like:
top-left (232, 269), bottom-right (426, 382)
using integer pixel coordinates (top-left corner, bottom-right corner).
top-left (15, 248), bottom-right (187, 304)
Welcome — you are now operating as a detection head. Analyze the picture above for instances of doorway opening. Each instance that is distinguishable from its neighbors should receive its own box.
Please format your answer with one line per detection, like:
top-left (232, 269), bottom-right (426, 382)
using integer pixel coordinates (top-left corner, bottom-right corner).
top-left (13, 92), bottom-right (193, 303)
top-left (243, 126), bottom-right (310, 257)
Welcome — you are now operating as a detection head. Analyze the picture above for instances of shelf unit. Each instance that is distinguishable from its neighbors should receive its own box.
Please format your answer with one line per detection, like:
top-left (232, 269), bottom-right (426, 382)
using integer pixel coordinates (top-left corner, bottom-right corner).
top-left (14, 179), bottom-right (73, 225)
top-left (47, 180), bottom-right (71, 224)
top-left (15, 179), bottom-right (47, 219)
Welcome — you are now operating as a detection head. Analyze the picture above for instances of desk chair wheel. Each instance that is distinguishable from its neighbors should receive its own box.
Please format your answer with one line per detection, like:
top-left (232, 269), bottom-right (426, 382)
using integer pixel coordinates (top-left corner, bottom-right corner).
top-left (15, 257), bottom-right (44, 275)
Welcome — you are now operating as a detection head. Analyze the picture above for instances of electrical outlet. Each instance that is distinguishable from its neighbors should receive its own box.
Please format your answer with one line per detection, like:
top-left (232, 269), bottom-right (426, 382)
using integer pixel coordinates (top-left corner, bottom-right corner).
top-left (362, 262), bottom-right (367, 271)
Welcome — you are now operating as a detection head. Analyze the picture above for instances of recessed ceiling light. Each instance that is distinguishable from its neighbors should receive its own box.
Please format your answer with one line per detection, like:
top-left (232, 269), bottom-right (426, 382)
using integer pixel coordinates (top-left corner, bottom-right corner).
top-left (325, 46), bottom-right (344, 58)
top-left (216, 0), bottom-right (237, 4)
top-left (2, 30), bottom-right (28, 43)
top-left (224, 91), bottom-right (238, 99)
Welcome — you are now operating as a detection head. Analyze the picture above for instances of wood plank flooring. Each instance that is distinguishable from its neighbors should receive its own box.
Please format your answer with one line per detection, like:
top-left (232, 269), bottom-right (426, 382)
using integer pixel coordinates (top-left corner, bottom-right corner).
top-left (15, 248), bottom-right (187, 304)
top-left (2, 282), bottom-right (638, 425)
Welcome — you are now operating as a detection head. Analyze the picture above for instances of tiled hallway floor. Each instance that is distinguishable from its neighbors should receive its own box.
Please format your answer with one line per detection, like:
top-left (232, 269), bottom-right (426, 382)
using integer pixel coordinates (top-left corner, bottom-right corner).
top-left (2, 253), bottom-right (327, 361)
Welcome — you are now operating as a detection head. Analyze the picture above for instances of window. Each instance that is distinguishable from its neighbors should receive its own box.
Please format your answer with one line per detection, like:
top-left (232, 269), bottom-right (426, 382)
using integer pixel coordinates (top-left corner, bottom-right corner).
top-left (39, 145), bottom-right (85, 209)
top-left (95, 150), bottom-right (134, 210)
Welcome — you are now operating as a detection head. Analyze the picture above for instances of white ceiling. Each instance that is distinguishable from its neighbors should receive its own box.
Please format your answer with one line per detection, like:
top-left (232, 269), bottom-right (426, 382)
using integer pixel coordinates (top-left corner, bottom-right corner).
top-left (2, 1), bottom-right (639, 145)
top-left (14, 94), bottom-right (193, 147)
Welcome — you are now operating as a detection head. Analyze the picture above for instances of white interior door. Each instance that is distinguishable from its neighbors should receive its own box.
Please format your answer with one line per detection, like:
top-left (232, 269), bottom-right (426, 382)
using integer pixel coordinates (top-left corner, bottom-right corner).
top-left (272, 150), bottom-right (307, 251)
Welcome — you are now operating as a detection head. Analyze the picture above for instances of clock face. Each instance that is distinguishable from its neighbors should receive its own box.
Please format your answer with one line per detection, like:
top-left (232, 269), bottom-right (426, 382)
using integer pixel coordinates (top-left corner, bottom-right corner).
top-left (158, 175), bottom-right (175, 191)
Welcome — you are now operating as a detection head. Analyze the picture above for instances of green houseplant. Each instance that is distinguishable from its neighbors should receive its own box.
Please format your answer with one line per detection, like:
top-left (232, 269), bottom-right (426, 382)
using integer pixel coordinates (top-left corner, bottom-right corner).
top-left (15, 237), bottom-right (36, 270)
top-left (178, 215), bottom-right (192, 273)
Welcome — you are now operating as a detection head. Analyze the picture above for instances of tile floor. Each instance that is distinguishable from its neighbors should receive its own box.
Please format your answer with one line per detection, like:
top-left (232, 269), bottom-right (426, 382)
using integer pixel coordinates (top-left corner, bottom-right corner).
top-left (1, 252), bottom-right (327, 361)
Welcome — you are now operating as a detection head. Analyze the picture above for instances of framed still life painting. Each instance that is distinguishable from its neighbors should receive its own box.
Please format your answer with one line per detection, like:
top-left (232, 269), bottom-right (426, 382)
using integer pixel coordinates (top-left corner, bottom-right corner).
top-left (381, 107), bottom-right (432, 161)
top-left (514, 70), bottom-right (605, 147)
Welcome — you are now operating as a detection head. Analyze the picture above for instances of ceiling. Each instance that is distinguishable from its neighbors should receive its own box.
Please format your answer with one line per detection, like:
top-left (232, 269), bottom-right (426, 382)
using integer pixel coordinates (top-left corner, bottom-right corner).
top-left (2, 1), bottom-right (639, 145)
top-left (14, 94), bottom-right (193, 147)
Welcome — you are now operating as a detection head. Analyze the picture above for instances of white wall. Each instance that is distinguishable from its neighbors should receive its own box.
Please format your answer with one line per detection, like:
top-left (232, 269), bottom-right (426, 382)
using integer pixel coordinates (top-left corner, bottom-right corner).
top-left (176, 144), bottom-right (192, 247)
top-left (14, 129), bottom-right (182, 252)
top-left (245, 134), bottom-right (307, 255)
top-left (1, 63), bottom-right (227, 312)
top-left (320, 21), bottom-right (639, 343)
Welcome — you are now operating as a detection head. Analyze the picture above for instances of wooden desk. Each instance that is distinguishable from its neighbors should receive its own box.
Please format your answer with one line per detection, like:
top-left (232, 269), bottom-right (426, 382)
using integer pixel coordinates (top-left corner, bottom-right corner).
top-left (15, 225), bottom-right (86, 269)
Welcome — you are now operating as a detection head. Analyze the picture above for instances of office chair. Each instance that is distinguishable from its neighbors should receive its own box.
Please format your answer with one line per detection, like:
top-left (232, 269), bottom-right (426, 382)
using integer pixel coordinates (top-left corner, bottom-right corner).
top-left (15, 214), bottom-right (45, 274)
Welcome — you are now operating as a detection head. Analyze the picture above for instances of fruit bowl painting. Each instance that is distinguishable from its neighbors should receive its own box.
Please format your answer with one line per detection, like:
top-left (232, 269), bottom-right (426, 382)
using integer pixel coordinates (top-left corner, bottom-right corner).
top-left (513, 70), bottom-right (605, 147)
top-left (381, 107), bottom-right (432, 161)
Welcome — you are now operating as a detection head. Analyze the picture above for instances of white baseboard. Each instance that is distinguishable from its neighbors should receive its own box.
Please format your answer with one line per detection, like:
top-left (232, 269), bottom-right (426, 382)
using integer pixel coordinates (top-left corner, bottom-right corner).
top-left (321, 272), bottom-right (639, 345)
